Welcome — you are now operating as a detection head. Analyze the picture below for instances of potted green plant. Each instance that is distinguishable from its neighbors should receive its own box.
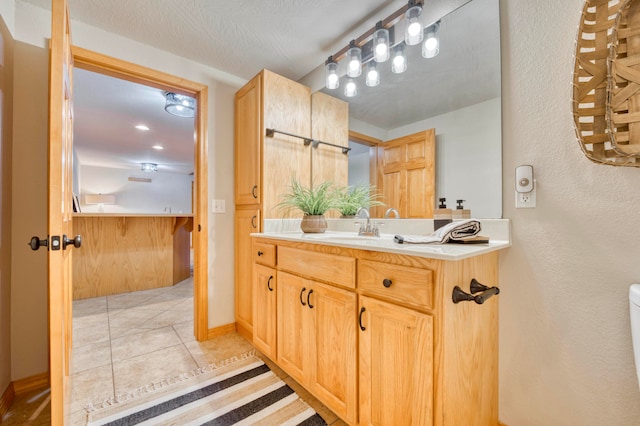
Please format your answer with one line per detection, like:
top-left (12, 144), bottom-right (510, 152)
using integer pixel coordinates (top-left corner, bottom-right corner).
top-left (335, 184), bottom-right (384, 218)
top-left (276, 178), bottom-right (338, 233)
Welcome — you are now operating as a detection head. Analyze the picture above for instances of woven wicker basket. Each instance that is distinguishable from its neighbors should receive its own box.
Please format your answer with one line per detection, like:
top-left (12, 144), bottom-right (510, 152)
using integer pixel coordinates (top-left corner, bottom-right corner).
top-left (607, 0), bottom-right (640, 157)
top-left (572, 0), bottom-right (640, 166)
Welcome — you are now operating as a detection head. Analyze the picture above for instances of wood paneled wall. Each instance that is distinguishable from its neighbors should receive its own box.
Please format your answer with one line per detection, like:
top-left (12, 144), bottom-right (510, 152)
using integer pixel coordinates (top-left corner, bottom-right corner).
top-left (73, 215), bottom-right (191, 299)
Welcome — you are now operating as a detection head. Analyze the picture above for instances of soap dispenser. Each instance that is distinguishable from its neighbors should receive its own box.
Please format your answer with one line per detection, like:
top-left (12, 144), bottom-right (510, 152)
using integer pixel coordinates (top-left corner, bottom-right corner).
top-left (434, 198), bottom-right (452, 230)
top-left (452, 199), bottom-right (471, 220)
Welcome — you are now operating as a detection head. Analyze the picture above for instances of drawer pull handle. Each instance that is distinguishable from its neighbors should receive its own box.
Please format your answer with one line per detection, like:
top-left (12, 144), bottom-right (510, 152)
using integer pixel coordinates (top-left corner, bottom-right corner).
top-left (257, 251), bottom-right (263, 256)
top-left (300, 287), bottom-right (307, 306)
top-left (252, 185), bottom-right (258, 199)
top-left (452, 279), bottom-right (500, 305)
top-left (382, 278), bottom-right (393, 288)
top-left (358, 307), bottom-right (366, 331)
top-left (307, 289), bottom-right (314, 309)
top-left (267, 276), bottom-right (274, 291)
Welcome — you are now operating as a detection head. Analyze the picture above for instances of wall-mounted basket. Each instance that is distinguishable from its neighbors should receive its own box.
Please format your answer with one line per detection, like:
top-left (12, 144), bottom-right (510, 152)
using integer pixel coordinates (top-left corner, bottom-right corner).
top-left (572, 0), bottom-right (640, 166)
top-left (607, 0), bottom-right (640, 158)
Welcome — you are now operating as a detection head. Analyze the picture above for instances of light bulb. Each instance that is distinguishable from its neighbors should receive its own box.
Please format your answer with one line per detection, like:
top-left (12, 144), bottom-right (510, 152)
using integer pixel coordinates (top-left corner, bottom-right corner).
top-left (404, 4), bottom-right (423, 46)
top-left (392, 45), bottom-right (407, 74)
top-left (346, 42), bottom-right (362, 78)
top-left (344, 78), bottom-right (357, 97)
top-left (366, 63), bottom-right (380, 87)
top-left (325, 59), bottom-right (339, 89)
top-left (373, 26), bottom-right (390, 63)
top-left (422, 22), bottom-right (440, 58)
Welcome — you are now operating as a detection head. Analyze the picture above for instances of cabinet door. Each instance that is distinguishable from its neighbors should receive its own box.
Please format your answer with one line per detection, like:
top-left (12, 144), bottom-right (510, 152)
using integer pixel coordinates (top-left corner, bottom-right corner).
top-left (235, 73), bottom-right (261, 205)
top-left (253, 264), bottom-right (276, 360)
top-left (359, 295), bottom-right (434, 426)
top-left (234, 208), bottom-right (260, 340)
top-left (277, 271), bottom-right (311, 385)
top-left (310, 281), bottom-right (357, 425)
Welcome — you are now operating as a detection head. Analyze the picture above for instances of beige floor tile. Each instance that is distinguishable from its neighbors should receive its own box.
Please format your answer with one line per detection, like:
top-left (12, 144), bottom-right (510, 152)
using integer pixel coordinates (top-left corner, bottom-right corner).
top-left (139, 308), bottom-right (193, 329)
top-left (108, 326), bottom-right (155, 339)
top-left (132, 296), bottom-right (186, 312)
top-left (71, 339), bottom-right (111, 374)
top-left (73, 296), bottom-right (107, 317)
top-left (73, 314), bottom-right (110, 348)
top-left (106, 291), bottom-right (160, 310)
top-left (112, 344), bottom-right (198, 395)
top-left (108, 307), bottom-right (163, 330)
top-left (69, 364), bottom-right (114, 415)
top-left (172, 320), bottom-right (196, 343)
top-left (110, 326), bottom-right (182, 362)
top-left (183, 332), bottom-right (255, 367)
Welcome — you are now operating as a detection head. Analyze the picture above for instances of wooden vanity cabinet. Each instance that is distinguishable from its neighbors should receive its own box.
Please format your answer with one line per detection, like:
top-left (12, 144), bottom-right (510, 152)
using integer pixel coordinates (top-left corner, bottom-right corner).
top-left (276, 251), bottom-right (358, 425)
top-left (251, 237), bottom-right (500, 426)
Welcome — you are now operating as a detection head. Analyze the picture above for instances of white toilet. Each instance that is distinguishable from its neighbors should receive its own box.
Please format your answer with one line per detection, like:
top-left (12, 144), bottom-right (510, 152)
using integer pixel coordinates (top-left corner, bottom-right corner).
top-left (630, 284), bottom-right (640, 388)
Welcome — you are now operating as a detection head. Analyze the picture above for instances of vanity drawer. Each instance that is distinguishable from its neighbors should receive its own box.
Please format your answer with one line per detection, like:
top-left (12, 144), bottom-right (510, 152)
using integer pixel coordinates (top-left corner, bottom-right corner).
top-left (278, 246), bottom-right (356, 289)
top-left (358, 260), bottom-right (433, 310)
top-left (253, 242), bottom-right (276, 267)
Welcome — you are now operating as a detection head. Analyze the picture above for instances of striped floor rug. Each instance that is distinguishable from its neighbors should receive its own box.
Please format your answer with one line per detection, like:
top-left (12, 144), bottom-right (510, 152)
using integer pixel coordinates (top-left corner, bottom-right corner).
top-left (86, 353), bottom-right (326, 425)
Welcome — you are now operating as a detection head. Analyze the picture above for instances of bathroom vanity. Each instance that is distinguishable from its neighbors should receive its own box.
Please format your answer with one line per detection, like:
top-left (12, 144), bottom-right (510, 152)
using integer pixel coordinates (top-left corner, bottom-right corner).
top-left (249, 230), bottom-right (509, 425)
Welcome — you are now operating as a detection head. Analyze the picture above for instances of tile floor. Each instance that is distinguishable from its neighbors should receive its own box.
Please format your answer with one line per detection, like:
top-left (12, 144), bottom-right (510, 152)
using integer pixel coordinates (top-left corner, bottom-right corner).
top-left (1, 278), bottom-right (344, 425)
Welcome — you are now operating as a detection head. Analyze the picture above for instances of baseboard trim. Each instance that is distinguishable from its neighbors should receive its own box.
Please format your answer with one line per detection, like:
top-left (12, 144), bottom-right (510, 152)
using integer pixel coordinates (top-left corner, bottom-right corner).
top-left (207, 323), bottom-right (237, 340)
top-left (13, 372), bottom-right (49, 394)
top-left (0, 382), bottom-right (15, 420)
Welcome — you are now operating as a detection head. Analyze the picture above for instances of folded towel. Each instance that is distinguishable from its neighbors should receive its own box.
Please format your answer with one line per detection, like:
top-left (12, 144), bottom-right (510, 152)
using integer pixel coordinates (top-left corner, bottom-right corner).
top-left (394, 219), bottom-right (482, 244)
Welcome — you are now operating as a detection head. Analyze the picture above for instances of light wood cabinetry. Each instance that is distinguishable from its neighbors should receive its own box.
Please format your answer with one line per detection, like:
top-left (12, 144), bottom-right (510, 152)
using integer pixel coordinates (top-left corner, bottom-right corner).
top-left (378, 129), bottom-right (436, 218)
top-left (234, 69), bottom-right (348, 338)
top-left (253, 263), bottom-right (276, 360)
top-left (359, 295), bottom-right (433, 426)
top-left (234, 208), bottom-right (260, 339)
top-left (251, 236), bottom-right (500, 426)
top-left (277, 271), bottom-right (358, 425)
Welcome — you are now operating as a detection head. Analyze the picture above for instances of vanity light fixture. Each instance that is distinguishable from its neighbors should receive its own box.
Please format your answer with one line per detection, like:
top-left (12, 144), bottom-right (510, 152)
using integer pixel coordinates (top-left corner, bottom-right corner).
top-left (346, 40), bottom-right (362, 78)
top-left (422, 22), bottom-right (440, 58)
top-left (152, 145), bottom-right (164, 150)
top-left (325, 57), bottom-right (340, 89)
top-left (373, 21), bottom-right (390, 63)
top-left (344, 78), bottom-right (358, 97)
top-left (366, 62), bottom-right (380, 87)
top-left (404, 0), bottom-right (423, 46)
top-left (135, 124), bottom-right (150, 131)
top-left (391, 44), bottom-right (407, 74)
top-left (163, 92), bottom-right (195, 118)
top-left (141, 162), bottom-right (158, 172)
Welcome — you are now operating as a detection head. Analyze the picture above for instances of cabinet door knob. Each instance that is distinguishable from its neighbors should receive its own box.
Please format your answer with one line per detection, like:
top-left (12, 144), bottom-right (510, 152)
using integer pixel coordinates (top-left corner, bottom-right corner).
top-left (300, 287), bottom-right (307, 306)
top-left (257, 251), bottom-right (263, 256)
top-left (383, 278), bottom-right (393, 288)
top-left (252, 185), bottom-right (258, 199)
top-left (267, 276), bottom-right (274, 291)
top-left (359, 307), bottom-right (366, 331)
top-left (307, 289), bottom-right (314, 309)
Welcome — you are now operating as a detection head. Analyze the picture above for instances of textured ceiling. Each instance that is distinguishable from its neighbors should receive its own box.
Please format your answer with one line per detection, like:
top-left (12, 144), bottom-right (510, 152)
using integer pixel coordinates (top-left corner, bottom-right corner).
top-left (19, 0), bottom-right (500, 173)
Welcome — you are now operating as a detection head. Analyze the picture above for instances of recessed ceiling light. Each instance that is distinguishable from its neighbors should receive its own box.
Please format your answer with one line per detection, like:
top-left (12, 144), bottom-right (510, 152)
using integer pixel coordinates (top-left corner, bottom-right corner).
top-left (152, 145), bottom-right (164, 150)
top-left (135, 125), bottom-right (150, 131)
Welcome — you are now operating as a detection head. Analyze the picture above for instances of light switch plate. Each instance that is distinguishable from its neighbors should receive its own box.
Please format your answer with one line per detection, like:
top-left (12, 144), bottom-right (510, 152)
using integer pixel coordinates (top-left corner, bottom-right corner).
top-left (212, 199), bottom-right (225, 213)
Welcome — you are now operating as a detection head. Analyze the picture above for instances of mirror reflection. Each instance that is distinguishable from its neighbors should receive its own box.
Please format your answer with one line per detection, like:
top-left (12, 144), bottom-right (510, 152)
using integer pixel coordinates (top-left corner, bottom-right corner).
top-left (320, 0), bottom-right (501, 218)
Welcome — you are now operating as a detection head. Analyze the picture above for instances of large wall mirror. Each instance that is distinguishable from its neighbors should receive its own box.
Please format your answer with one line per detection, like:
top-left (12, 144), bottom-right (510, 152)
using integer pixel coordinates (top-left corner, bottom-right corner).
top-left (316, 0), bottom-right (501, 218)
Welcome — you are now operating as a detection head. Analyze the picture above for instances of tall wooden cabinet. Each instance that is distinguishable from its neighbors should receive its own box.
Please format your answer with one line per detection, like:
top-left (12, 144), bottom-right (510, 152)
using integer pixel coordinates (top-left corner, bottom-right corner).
top-left (234, 69), bottom-right (348, 339)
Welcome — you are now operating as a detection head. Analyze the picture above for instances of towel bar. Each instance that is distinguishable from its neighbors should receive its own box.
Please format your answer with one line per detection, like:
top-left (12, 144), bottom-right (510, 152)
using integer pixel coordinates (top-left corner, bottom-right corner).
top-left (452, 278), bottom-right (500, 304)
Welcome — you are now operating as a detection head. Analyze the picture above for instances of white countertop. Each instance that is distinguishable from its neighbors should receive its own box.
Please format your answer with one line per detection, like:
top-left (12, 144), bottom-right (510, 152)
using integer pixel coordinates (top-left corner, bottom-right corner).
top-left (253, 230), bottom-right (511, 261)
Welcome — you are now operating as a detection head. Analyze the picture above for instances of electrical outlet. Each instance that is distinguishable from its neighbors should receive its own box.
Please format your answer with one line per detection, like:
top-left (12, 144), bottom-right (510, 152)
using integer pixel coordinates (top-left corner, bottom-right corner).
top-left (212, 199), bottom-right (225, 213)
top-left (515, 188), bottom-right (536, 208)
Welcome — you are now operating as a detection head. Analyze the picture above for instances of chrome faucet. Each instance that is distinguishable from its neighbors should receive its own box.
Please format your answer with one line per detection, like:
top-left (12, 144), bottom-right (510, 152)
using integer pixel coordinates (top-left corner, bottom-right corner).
top-left (356, 207), bottom-right (382, 237)
top-left (385, 208), bottom-right (400, 218)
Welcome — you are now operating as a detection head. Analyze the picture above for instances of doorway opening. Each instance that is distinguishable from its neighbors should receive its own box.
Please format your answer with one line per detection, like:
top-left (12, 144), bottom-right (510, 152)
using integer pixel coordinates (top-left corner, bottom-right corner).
top-left (72, 47), bottom-right (209, 341)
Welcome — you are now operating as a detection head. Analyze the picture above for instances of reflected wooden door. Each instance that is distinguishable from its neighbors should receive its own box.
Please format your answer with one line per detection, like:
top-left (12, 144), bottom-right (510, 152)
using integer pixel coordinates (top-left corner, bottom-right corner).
top-left (377, 129), bottom-right (435, 218)
top-left (48, 0), bottom-right (76, 423)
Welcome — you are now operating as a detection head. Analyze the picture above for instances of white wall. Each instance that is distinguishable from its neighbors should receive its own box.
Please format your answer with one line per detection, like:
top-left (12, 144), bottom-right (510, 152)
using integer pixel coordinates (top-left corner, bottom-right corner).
top-left (15, 2), bottom-right (243, 336)
top-left (79, 165), bottom-right (192, 214)
top-left (500, 0), bottom-right (640, 424)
